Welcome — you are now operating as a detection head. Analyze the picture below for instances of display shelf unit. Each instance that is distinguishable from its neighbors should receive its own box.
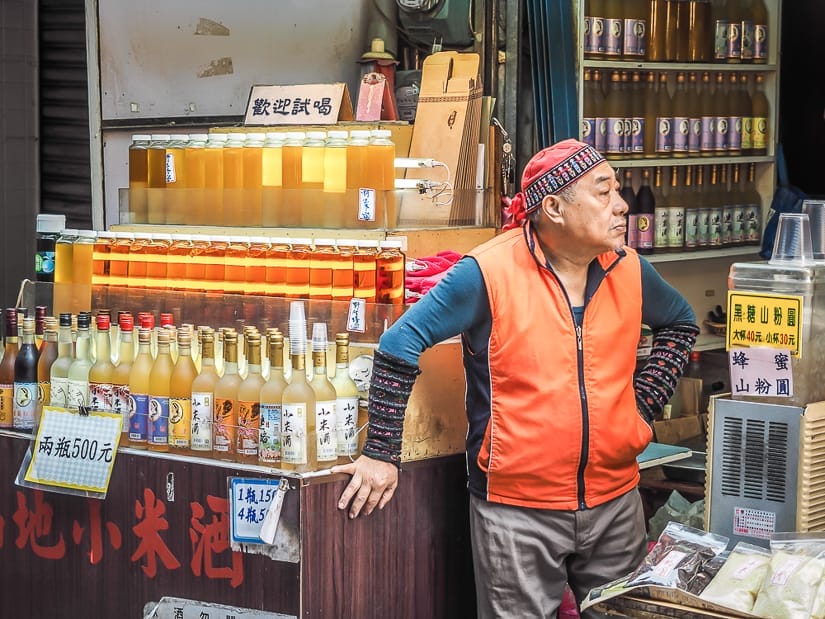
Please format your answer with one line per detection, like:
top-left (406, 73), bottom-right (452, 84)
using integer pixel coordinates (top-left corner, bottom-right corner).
top-left (583, 60), bottom-right (778, 73)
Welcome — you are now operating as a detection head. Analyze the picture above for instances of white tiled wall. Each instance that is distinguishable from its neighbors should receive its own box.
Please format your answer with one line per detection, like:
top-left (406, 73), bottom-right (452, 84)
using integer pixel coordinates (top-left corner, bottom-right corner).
top-left (0, 0), bottom-right (38, 307)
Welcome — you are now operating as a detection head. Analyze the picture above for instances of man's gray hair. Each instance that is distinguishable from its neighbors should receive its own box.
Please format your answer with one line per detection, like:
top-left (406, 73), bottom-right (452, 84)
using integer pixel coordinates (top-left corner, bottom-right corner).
top-left (527, 180), bottom-right (579, 223)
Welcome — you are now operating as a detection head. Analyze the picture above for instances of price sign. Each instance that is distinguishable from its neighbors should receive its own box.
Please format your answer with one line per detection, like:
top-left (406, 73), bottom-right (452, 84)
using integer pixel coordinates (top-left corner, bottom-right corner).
top-left (229, 477), bottom-right (288, 545)
top-left (25, 406), bottom-right (122, 493)
top-left (726, 291), bottom-right (804, 357)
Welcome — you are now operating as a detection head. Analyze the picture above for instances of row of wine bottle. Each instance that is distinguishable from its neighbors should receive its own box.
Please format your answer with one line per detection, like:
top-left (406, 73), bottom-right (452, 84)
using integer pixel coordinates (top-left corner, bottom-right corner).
top-left (582, 69), bottom-right (770, 158)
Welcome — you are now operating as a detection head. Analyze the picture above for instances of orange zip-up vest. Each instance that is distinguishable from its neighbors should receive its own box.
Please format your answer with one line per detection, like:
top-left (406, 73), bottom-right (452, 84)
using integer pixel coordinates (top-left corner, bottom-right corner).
top-left (468, 227), bottom-right (652, 510)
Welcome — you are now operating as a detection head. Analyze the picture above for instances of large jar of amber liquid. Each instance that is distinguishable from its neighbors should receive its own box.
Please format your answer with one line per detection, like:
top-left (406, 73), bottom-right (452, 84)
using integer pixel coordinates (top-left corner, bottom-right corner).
top-left (285, 238), bottom-right (312, 299)
top-left (309, 239), bottom-right (336, 300)
top-left (203, 133), bottom-right (227, 227)
top-left (376, 240), bottom-right (406, 305)
top-left (353, 240), bottom-right (378, 303)
top-left (147, 134), bottom-right (170, 224)
top-left (128, 134), bottom-right (151, 223)
top-left (265, 237), bottom-right (291, 298)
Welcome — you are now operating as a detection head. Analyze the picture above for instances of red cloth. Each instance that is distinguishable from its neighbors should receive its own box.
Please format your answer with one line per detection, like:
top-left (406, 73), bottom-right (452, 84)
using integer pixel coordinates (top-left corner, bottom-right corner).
top-left (405, 250), bottom-right (462, 302)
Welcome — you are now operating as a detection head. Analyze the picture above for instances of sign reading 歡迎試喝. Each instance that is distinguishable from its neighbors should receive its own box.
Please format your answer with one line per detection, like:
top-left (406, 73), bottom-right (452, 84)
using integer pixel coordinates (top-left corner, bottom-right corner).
top-left (243, 83), bottom-right (353, 126)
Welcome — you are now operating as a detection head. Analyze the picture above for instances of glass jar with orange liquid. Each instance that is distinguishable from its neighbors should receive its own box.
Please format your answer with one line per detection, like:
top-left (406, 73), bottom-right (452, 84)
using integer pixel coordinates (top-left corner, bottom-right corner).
top-left (203, 236), bottom-right (228, 294)
top-left (376, 239), bottom-right (406, 305)
top-left (204, 133), bottom-right (227, 227)
top-left (245, 236), bottom-right (270, 296)
top-left (281, 132), bottom-right (305, 227)
top-left (302, 131), bottom-right (327, 227)
top-left (147, 134), bottom-right (170, 224)
top-left (128, 134), bottom-right (151, 223)
top-left (368, 130), bottom-right (396, 191)
top-left (331, 239), bottom-right (355, 303)
top-left (265, 237), bottom-right (291, 297)
top-left (243, 132), bottom-right (265, 227)
top-left (184, 134), bottom-right (208, 225)
top-left (145, 233), bottom-right (171, 289)
top-left (262, 132), bottom-right (285, 227)
top-left (186, 235), bottom-right (211, 293)
top-left (164, 134), bottom-right (189, 224)
top-left (353, 239), bottom-right (378, 303)
top-left (309, 239), bottom-right (336, 300)
top-left (323, 130), bottom-right (348, 228)
top-left (167, 234), bottom-right (191, 291)
top-left (92, 230), bottom-right (114, 288)
top-left (72, 230), bottom-right (96, 315)
top-left (285, 237), bottom-right (312, 299)
top-left (225, 236), bottom-right (249, 295)
top-left (223, 133), bottom-right (246, 226)
top-left (53, 229), bottom-right (77, 316)
top-left (108, 232), bottom-right (132, 288)
top-left (127, 232), bottom-right (152, 289)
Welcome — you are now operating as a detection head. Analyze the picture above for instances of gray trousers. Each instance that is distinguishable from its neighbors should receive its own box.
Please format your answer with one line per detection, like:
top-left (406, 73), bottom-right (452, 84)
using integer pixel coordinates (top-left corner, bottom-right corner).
top-left (469, 489), bottom-right (647, 619)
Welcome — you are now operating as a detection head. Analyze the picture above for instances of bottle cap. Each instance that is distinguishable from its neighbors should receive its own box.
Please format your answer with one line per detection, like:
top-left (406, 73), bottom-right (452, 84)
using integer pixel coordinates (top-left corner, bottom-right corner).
top-left (139, 314), bottom-right (155, 330)
top-left (190, 234), bottom-right (210, 243)
top-left (156, 330), bottom-right (170, 344)
top-left (311, 322), bottom-right (328, 352)
top-left (133, 232), bottom-right (153, 241)
top-left (152, 233), bottom-right (172, 242)
top-left (160, 313), bottom-right (174, 327)
top-left (265, 132), bottom-right (286, 141)
top-left (35, 306), bottom-right (47, 319)
top-left (286, 131), bottom-right (306, 141)
top-left (250, 236), bottom-right (271, 245)
top-left (96, 314), bottom-right (110, 330)
top-left (370, 129), bottom-right (393, 139)
top-left (59, 312), bottom-right (72, 327)
top-left (335, 239), bottom-right (358, 248)
top-left (22, 317), bottom-right (35, 334)
top-left (114, 232), bottom-right (134, 240)
top-left (246, 132), bottom-right (266, 142)
top-left (270, 237), bottom-right (292, 246)
top-left (170, 233), bottom-right (191, 242)
top-left (138, 328), bottom-right (152, 343)
top-left (119, 313), bottom-right (134, 331)
top-left (226, 132), bottom-right (247, 144)
top-left (77, 313), bottom-right (91, 329)
top-left (36, 213), bottom-right (66, 234)
top-left (379, 239), bottom-right (404, 250)
top-left (357, 239), bottom-right (380, 249)
top-left (350, 130), bottom-right (372, 140)
top-left (228, 236), bottom-right (249, 245)
top-left (207, 133), bottom-right (229, 143)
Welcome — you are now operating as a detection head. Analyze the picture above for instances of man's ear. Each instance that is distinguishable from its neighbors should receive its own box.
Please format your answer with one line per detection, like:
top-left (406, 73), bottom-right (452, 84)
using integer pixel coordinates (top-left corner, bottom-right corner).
top-left (541, 194), bottom-right (564, 224)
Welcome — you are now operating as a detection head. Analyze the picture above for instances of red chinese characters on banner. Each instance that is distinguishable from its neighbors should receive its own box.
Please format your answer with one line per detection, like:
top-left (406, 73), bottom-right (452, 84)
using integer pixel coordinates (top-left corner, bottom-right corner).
top-left (13, 490), bottom-right (66, 560)
top-left (72, 499), bottom-right (123, 565)
top-left (131, 487), bottom-right (181, 577)
top-left (190, 495), bottom-right (244, 588)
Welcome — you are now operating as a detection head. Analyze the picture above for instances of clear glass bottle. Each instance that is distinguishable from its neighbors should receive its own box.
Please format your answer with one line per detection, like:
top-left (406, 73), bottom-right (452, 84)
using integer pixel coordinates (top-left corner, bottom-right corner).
top-left (49, 312), bottom-right (73, 408)
top-left (66, 312), bottom-right (93, 410)
top-left (237, 332), bottom-right (265, 464)
top-left (259, 330), bottom-right (286, 465)
top-left (309, 323), bottom-right (337, 467)
top-left (213, 331), bottom-right (240, 461)
top-left (128, 328), bottom-right (153, 449)
top-left (332, 333), bottom-right (361, 463)
top-left (281, 319), bottom-right (315, 472)
top-left (0, 309), bottom-right (18, 428)
top-left (36, 317), bottom-right (58, 424)
top-left (169, 330), bottom-right (197, 453)
top-left (88, 314), bottom-right (115, 411)
top-left (13, 317), bottom-right (38, 431)
top-left (191, 329), bottom-right (218, 456)
top-left (111, 313), bottom-right (134, 443)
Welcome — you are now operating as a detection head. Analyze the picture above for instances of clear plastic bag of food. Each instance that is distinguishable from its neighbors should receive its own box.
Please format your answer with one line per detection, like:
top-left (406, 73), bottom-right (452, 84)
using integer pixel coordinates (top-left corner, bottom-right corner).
top-left (627, 522), bottom-right (729, 589)
top-left (686, 550), bottom-right (728, 595)
top-left (700, 542), bottom-right (771, 612)
top-left (752, 533), bottom-right (825, 619)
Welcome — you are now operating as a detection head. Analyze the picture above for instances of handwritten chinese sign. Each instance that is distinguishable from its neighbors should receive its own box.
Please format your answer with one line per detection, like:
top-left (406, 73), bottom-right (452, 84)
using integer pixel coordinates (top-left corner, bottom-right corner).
top-left (729, 347), bottom-right (794, 398)
top-left (25, 406), bottom-right (122, 494)
top-left (243, 83), bottom-right (353, 126)
top-left (726, 291), bottom-right (804, 357)
top-left (229, 478), bottom-right (285, 545)
top-left (149, 596), bottom-right (295, 619)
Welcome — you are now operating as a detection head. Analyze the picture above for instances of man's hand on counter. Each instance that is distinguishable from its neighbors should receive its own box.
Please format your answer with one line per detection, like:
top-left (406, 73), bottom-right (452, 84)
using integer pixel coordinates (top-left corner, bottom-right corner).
top-left (332, 455), bottom-right (399, 519)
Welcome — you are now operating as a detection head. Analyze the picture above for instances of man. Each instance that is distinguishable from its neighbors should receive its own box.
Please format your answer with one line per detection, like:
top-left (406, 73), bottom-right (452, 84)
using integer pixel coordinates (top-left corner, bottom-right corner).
top-left (332, 139), bottom-right (699, 617)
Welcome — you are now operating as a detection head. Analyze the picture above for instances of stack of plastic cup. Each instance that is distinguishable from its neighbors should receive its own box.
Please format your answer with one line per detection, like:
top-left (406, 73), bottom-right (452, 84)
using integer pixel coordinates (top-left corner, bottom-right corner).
top-left (770, 212), bottom-right (814, 265)
top-left (311, 322), bottom-right (328, 353)
top-left (288, 300), bottom-right (307, 358)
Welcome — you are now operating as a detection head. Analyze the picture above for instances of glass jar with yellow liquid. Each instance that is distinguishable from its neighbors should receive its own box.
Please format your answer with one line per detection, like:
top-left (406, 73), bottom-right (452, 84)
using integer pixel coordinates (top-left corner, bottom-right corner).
top-left (246, 236), bottom-right (270, 296)
top-left (164, 134), bottom-right (189, 224)
top-left (204, 133), bottom-right (228, 227)
top-left (302, 131), bottom-right (327, 227)
top-left (145, 233), bottom-right (171, 290)
top-left (128, 134), bottom-right (151, 223)
top-left (223, 133), bottom-right (246, 226)
top-left (243, 132), bottom-right (265, 227)
top-left (186, 235), bottom-right (211, 294)
top-left (53, 229), bottom-right (77, 316)
top-left (309, 239), bottom-right (336, 300)
top-left (225, 236), bottom-right (249, 295)
top-left (262, 132), bottom-right (285, 227)
top-left (185, 133), bottom-right (208, 225)
top-left (376, 240), bottom-right (406, 305)
top-left (265, 237), bottom-right (291, 298)
top-left (323, 130), bottom-right (348, 228)
top-left (167, 234), bottom-right (191, 291)
top-left (203, 236), bottom-right (228, 294)
top-left (353, 240), bottom-right (378, 303)
top-left (147, 134), bottom-right (170, 224)
top-left (92, 230), bottom-right (114, 288)
top-left (281, 131), bottom-right (305, 227)
top-left (72, 230), bottom-right (96, 315)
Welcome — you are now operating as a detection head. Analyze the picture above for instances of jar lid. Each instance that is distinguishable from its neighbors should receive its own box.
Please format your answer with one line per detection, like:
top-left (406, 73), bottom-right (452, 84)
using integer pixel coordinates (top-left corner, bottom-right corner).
top-left (290, 237), bottom-right (313, 246)
top-left (150, 134), bottom-right (171, 141)
top-left (76, 230), bottom-right (98, 239)
top-left (380, 239), bottom-right (403, 249)
top-left (314, 238), bottom-right (336, 247)
top-left (96, 230), bottom-right (116, 240)
top-left (327, 130), bottom-right (349, 140)
top-left (207, 133), bottom-right (229, 142)
top-left (246, 132), bottom-right (266, 142)
top-left (131, 134), bottom-right (152, 141)
top-left (36, 213), bottom-right (66, 234)
top-left (188, 133), bottom-right (209, 141)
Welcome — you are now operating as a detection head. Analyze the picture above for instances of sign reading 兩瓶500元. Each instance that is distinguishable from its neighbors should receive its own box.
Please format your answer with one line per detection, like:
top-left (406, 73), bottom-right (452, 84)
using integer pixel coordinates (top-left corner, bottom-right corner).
top-left (726, 291), bottom-right (804, 358)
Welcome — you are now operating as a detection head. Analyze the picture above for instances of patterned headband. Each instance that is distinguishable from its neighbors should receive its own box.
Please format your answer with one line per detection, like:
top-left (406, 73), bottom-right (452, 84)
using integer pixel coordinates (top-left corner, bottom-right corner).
top-left (523, 144), bottom-right (605, 212)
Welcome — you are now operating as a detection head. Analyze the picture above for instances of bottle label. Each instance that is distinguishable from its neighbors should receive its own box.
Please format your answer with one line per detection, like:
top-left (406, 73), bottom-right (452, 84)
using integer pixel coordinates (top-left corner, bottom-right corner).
top-left (50, 377), bottom-right (68, 407)
top-left (191, 392), bottom-right (213, 451)
top-left (754, 24), bottom-right (768, 61)
top-left (636, 214), bottom-right (655, 250)
top-left (213, 397), bottom-right (236, 454)
top-left (67, 380), bottom-right (89, 409)
top-left (112, 384), bottom-right (130, 433)
top-left (672, 117), bottom-right (690, 153)
top-left (583, 16), bottom-right (593, 54)
top-left (316, 399), bottom-right (337, 463)
top-left (654, 207), bottom-right (670, 249)
top-left (169, 397), bottom-right (192, 448)
top-left (714, 20), bottom-right (729, 60)
top-left (745, 204), bottom-right (762, 242)
top-left (238, 400), bottom-right (260, 456)
top-left (714, 117), bottom-right (729, 151)
top-left (741, 20), bottom-right (754, 60)
top-left (726, 22), bottom-right (741, 60)
top-left (627, 214), bottom-right (639, 249)
top-left (581, 118), bottom-right (595, 148)
top-left (38, 381), bottom-right (50, 410)
top-left (129, 393), bottom-right (149, 441)
top-left (259, 402), bottom-right (282, 463)
top-left (623, 18), bottom-right (646, 57)
top-left (667, 207), bottom-right (685, 248)
top-left (732, 205), bottom-right (746, 243)
top-left (603, 18), bottom-right (623, 56)
top-left (606, 118), bottom-right (625, 154)
top-left (622, 119), bottom-right (632, 155)
top-left (655, 117), bottom-right (673, 153)
top-left (631, 117), bottom-right (645, 154)
top-left (685, 209), bottom-right (700, 248)
top-left (688, 118), bottom-right (701, 153)
top-left (282, 402), bottom-right (308, 465)
top-left (149, 396), bottom-right (169, 445)
top-left (13, 383), bottom-right (37, 430)
top-left (89, 382), bottom-right (113, 410)
top-left (165, 153), bottom-right (177, 184)
top-left (721, 206), bottom-right (734, 245)
top-left (697, 208), bottom-right (711, 246)
top-left (35, 251), bottom-right (56, 276)
top-left (336, 396), bottom-right (360, 457)
top-left (700, 116), bottom-right (716, 152)
top-left (741, 117), bottom-right (754, 151)
top-left (595, 118), bottom-right (607, 152)
top-left (753, 117), bottom-right (768, 150)
top-left (0, 384), bottom-right (12, 427)
top-left (728, 116), bottom-right (743, 151)
top-left (708, 207), bottom-right (724, 246)
top-left (587, 17), bottom-right (605, 54)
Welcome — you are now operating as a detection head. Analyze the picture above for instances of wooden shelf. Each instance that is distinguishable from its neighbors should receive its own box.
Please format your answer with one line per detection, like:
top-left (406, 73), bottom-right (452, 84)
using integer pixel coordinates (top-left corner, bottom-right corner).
top-left (582, 60), bottom-right (777, 72)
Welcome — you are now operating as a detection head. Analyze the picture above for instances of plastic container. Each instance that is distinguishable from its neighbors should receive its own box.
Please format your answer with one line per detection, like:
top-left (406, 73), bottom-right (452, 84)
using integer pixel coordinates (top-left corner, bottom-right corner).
top-left (769, 212), bottom-right (813, 265)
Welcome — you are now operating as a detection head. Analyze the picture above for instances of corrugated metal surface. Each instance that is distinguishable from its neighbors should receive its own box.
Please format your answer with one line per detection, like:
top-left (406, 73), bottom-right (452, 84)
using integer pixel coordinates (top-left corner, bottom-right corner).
top-left (39, 0), bottom-right (92, 228)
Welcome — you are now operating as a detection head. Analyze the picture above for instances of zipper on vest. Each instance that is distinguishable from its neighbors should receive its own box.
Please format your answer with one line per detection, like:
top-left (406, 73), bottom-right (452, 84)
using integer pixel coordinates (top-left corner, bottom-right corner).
top-left (575, 323), bottom-right (590, 510)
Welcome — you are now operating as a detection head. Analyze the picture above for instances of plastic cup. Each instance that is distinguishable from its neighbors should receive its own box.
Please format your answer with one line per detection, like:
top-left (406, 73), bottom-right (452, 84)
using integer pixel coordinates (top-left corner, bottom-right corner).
top-left (770, 212), bottom-right (814, 264)
top-left (311, 322), bottom-right (328, 352)
top-left (802, 200), bottom-right (825, 260)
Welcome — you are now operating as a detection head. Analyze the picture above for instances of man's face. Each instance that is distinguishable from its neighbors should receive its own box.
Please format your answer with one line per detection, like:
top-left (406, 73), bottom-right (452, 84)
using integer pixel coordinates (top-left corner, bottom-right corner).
top-left (556, 162), bottom-right (628, 253)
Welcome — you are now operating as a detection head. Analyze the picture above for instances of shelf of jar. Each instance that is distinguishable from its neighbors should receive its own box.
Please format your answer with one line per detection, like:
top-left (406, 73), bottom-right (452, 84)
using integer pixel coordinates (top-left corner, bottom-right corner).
top-left (604, 155), bottom-right (774, 168)
top-left (582, 60), bottom-right (777, 73)
top-left (645, 246), bottom-right (760, 264)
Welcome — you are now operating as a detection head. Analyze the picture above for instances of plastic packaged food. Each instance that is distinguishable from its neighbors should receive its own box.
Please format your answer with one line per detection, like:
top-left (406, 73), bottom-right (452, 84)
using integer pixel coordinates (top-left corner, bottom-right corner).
top-left (700, 542), bottom-right (771, 611)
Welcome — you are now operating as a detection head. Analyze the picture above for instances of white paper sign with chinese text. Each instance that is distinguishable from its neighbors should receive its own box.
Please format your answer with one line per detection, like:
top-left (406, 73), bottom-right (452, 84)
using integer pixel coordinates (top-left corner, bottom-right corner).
top-left (729, 347), bottom-right (794, 398)
top-left (244, 83), bottom-right (353, 126)
top-left (25, 406), bottom-right (122, 493)
top-left (229, 477), bottom-right (287, 545)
